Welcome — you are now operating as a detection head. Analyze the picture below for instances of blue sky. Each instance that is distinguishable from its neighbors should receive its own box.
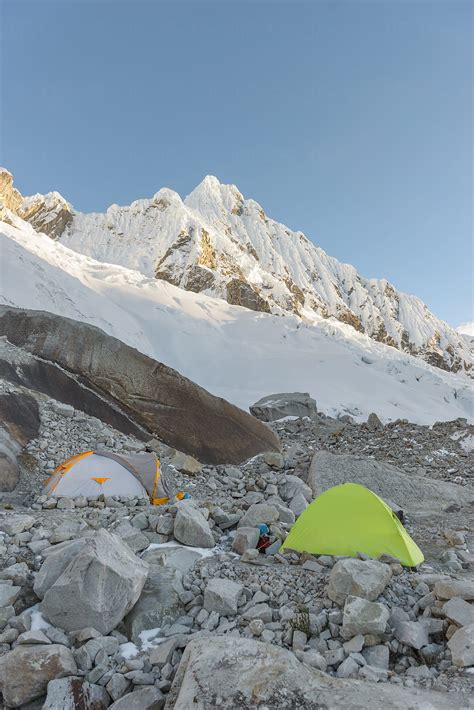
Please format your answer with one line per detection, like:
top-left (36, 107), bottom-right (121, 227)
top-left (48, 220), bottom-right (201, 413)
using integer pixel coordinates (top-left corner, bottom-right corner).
top-left (1, 0), bottom-right (472, 326)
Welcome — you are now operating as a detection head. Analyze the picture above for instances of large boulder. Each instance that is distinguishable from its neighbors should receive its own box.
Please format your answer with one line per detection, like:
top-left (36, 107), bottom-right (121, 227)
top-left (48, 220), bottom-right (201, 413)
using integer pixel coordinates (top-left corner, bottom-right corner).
top-left (0, 391), bottom-right (40, 491)
top-left (41, 529), bottom-right (148, 634)
top-left (0, 643), bottom-right (77, 707)
top-left (250, 392), bottom-right (317, 422)
top-left (43, 676), bottom-right (111, 709)
top-left (165, 636), bottom-right (471, 709)
top-left (124, 564), bottom-right (185, 644)
top-left (0, 432), bottom-right (20, 492)
top-left (0, 391), bottom-right (40, 447)
top-left (173, 502), bottom-right (215, 548)
top-left (448, 624), bottom-right (474, 668)
top-left (34, 538), bottom-right (88, 599)
top-left (327, 559), bottom-right (392, 605)
top-left (0, 307), bottom-right (280, 464)
top-left (308, 450), bottom-right (473, 516)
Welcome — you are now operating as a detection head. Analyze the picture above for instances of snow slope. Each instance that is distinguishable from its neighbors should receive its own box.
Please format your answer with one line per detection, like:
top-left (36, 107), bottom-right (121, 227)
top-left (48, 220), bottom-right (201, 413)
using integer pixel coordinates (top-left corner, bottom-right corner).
top-left (458, 322), bottom-right (474, 337)
top-left (57, 175), bottom-right (470, 375)
top-left (1, 213), bottom-right (472, 425)
top-left (1, 168), bottom-right (469, 376)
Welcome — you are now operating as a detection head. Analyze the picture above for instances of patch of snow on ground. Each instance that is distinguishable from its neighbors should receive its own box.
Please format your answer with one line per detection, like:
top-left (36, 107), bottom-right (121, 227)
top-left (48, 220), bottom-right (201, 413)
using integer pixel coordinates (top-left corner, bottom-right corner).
top-left (143, 541), bottom-right (218, 558)
top-left (138, 627), bottom-right (165, 650)
top-left (119, 642), bottom-right (139, 659)
top-left (28, 605), bottom-right (52, 630)
top-left (460, 434), bottom-right (474, 453)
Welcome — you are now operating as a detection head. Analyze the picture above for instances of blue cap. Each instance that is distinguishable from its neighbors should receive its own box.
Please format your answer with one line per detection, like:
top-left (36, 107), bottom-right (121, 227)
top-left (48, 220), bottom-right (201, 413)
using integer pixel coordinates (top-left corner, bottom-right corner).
top-left (258, 523), bottom-right (269, 535)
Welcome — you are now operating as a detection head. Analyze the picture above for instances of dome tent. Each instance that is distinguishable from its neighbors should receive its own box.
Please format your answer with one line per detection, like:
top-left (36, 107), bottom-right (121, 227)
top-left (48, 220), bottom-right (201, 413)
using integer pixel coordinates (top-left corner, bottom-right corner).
top-left (43, 450), bottom-right (171, 504)
top-left (281, 483), bottom-right (424, 567)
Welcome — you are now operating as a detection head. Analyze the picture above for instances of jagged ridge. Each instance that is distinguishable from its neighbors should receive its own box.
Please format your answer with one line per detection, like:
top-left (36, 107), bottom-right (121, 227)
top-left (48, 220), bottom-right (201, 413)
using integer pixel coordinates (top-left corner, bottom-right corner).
top-left (1, 168), bottom-right (471, 375)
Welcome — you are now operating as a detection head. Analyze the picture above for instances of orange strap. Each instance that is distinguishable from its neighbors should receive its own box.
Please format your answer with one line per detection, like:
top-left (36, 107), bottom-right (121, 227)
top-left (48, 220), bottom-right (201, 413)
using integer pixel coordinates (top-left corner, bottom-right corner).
top-left (152, 497), bottom-right (169, 505)
top-left (152, 459), bottom-right (161, 500)
top-left (91, 477), bottom-right (111, 484)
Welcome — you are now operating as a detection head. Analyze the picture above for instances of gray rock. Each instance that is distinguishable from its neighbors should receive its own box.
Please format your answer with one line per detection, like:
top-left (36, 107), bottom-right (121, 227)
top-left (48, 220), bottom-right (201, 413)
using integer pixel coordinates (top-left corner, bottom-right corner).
top-left (263, 451), bottom-right (284, 469)
top-left (358, 664), bottom-right (388, 682)
top-left (113, 521), bottom-right (150, 553)
top-left (250, 392), bottom-right (318, 422)
top-left (308, 450), bottom-right (473, 517)
top-left (242, 603), bottom-right (273, 623)
top-left (17, 629), bottom-right (51, 645)
top-left (279, 475), bottom-right (312, 502)
top-left (298, 650), bottom-right (327, 671)
top-left (41, 529), bottom-right (148, 634)
top-left (232, 527), bottom-right (259, 555)
top-left (343, 635), bottom-right (365, 653)
top-left (168, 450), bottom-right (203, 475)
top-left (204, 578), bottom-right (243, 616)
top-left (0, 584), bottom-right (20, 607)
top-left (43, 676), bottom-right (111, 709)
top-left (342, 596), bottom-right (389, 637)
top-left (124, 564), bottom-right (184, 644)
top-left (336, 656), bottom-right (360, 678)
top-left (292, 629), bottom-right (307, 652)
top-left (106, 673), bottom-right (131, 701)
top-left (33, 538), bottom-right (88, 599)
top-left (142, 545), bottom-right (201, 575)
top-left (366, 413), bottom-right (382, 430)
top-left (443, 597), bottom-right (474, 627)
top-left (0, 513), bottom-right (35, 536)
top-left (57, 497), bottom-right (75, 510)
top-left (327, 559), bottom-right (392, 605)
top-left (109, 686), bottom-right (165, 709)
top-left (289, 492), bottom-right (308, 516)
top-left (237, 503), bottom-right (279, 528)
top-left (165, 636), bottom-right (471, 709)
top-left (362, 644), bottom-right (389, 669)
top-left (448, 624), bottom-right (474, 667)
top-left (155, 514), bottom-right (175, 536)
top-left (434, 579), bottom-right (474, 601)
top-left (52, 402), bottom-right (75, 418)
top-left (0, 643), bottom-right (77, 707)
top-left (274, 504), bottom-right (295, 525)
top-left (149, 637), bottom-right (179, 668)
top-left (393, 621), bottom-right (430, 650)
top-left (248, 619), bottom-right (264, 636)
top-left (173, 503), bottom-right (214, 548)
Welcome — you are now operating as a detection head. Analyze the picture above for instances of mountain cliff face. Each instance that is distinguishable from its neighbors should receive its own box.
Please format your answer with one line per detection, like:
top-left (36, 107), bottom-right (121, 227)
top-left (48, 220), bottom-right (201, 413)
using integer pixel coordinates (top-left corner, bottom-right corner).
top-left (1, 168), bottom-right (470, 376)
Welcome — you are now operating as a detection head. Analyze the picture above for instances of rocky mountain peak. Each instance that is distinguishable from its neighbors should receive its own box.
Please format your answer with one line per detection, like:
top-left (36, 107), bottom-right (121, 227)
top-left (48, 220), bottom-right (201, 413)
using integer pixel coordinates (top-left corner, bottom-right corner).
top-left (0, 170), bottom-right (73, 239)
top-left (0, 168), bottom-right (471, 376)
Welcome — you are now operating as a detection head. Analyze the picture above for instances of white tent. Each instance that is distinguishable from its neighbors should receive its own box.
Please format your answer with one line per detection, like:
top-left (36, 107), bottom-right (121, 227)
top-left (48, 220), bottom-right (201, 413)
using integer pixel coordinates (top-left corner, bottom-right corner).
top-left (43, 450), bottom-right (170, 502)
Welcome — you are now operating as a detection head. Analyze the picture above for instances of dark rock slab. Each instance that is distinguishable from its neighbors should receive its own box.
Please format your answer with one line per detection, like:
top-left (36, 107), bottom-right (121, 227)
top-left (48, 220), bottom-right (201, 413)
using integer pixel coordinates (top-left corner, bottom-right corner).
top-left (0, 307), bottom-right (280, 464)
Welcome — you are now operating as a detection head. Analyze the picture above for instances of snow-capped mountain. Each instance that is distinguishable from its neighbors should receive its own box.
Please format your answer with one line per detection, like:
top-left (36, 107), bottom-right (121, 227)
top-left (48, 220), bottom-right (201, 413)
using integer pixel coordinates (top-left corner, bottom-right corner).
top-left (458, 322), bottom-right (474, 337)
top-left (0, 168), bottom-right (471, 377)
top-left (0, 210), bottom-right (472, 425)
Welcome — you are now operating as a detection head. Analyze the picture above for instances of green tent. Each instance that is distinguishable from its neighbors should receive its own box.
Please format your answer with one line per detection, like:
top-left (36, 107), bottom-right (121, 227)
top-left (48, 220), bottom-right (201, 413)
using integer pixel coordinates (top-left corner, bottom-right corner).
top-left (280, 482), bottom-right (424, 567)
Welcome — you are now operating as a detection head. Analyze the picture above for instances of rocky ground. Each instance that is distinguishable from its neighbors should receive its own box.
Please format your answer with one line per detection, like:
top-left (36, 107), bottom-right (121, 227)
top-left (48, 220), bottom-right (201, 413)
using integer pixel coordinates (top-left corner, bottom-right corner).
top-left (0, 388), bottom-right (473, 708)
